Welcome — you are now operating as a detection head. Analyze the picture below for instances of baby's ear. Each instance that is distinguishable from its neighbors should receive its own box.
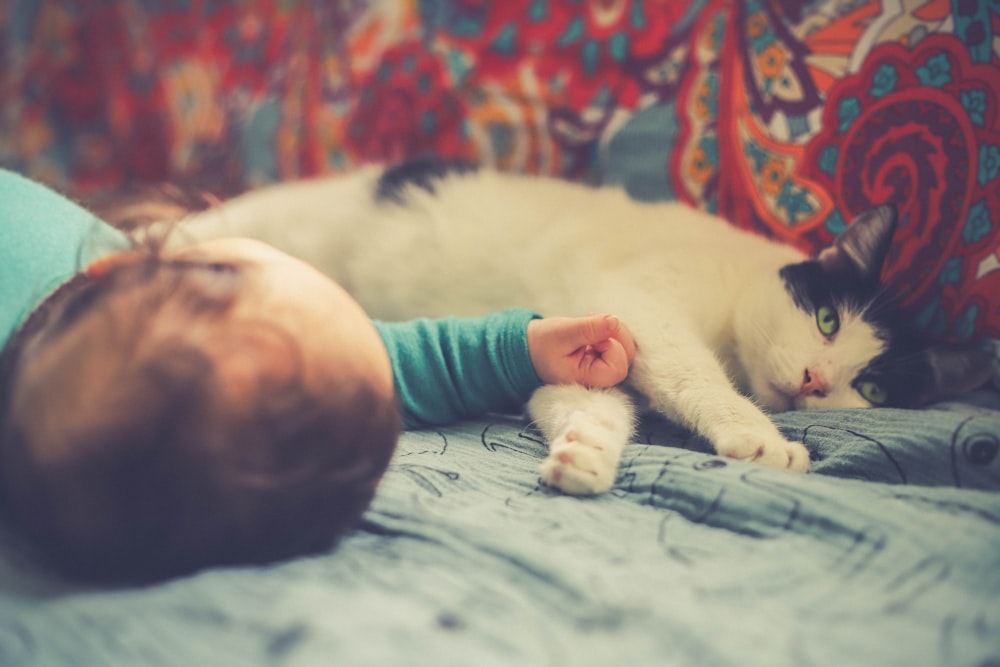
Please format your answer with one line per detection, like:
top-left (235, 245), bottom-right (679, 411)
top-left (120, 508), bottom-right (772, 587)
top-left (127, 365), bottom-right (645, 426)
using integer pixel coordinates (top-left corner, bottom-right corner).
top-left (916, 343), bottom-right (997, 405)
top-left (818, 205), bottom-right (897, 289)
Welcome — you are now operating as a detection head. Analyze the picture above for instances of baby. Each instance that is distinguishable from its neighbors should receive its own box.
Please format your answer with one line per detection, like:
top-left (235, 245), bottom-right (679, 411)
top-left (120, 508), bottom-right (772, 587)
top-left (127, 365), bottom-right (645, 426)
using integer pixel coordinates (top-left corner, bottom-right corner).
top-left (0, 170), bottom-right (634, 582)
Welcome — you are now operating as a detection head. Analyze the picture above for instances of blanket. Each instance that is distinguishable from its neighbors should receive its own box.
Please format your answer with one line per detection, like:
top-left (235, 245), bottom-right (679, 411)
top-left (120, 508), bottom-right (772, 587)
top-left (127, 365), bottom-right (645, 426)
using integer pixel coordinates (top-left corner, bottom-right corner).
top-left (1, 396), bottom-right (998, 666)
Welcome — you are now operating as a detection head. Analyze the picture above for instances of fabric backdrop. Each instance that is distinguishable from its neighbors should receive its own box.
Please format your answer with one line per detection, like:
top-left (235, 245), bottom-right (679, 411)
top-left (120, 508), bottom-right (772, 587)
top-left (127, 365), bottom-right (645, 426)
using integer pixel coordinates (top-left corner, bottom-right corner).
top-left (1, 0), bottom-right (998, 341)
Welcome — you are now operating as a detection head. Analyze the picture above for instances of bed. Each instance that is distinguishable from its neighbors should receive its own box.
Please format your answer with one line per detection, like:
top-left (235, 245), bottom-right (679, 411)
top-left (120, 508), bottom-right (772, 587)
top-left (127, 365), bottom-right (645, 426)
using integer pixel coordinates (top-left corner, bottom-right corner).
top-left (1, 397), bottom-right (998, 665)
top-left (1, 2), bottom-right (999, 665)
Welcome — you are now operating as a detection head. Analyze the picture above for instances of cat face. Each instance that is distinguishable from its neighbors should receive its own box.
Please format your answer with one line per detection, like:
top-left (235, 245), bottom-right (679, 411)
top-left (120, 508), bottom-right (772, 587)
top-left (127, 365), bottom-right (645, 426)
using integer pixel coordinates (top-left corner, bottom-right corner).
top-left (736, 266), bottom-right (891, 412)
top-left (736, 206), bottom-right (994, 413)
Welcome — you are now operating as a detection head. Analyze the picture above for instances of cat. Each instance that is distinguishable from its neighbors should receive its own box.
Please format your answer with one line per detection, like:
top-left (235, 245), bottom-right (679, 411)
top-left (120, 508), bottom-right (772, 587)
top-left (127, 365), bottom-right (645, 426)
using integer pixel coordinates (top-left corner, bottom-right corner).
top-left (181, 159), bottom-right (993, 495)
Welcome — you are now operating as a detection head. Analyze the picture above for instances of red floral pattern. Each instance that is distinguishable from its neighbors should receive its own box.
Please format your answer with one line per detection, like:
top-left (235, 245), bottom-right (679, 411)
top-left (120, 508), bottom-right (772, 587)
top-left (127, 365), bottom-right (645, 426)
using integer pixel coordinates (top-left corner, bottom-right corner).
top-left (803, 36), bottom-right (1000, 340)
top-left (2, 0), bottom-right (998, 340)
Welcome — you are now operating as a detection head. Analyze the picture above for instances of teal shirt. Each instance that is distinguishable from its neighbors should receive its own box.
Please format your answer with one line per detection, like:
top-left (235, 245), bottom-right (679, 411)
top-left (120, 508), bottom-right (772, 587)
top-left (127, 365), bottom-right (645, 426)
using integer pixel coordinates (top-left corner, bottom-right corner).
top-left (374, 310), bottom-right (544, 429)
top-left (0, 170), bottom-right (127, 350)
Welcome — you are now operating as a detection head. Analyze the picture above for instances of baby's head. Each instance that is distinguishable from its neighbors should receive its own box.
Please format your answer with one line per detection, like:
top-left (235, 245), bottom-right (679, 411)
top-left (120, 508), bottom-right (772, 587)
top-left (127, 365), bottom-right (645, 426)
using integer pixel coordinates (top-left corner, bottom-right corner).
top-left (0, 238), bottom-right (399, 582)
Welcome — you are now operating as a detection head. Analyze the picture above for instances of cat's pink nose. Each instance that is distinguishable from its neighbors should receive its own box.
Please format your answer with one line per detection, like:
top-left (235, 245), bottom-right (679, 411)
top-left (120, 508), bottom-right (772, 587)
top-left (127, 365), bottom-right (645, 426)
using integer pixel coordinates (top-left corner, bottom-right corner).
top-left (800, 369), bottom-right (828, 397)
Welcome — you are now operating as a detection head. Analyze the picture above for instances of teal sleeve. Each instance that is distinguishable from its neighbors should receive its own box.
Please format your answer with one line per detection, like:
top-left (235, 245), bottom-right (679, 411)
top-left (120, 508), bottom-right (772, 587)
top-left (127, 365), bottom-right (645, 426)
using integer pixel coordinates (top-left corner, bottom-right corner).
top-left (0, 170), bottom-right (128, 350)
top-left (374, 309), bottom-right (544, 429)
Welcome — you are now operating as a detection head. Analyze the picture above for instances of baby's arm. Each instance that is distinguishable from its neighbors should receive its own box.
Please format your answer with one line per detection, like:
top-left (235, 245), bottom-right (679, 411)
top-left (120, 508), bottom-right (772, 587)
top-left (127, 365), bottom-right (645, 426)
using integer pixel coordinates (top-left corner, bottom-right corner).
top-left (373, 309), bottom-right (635, 429)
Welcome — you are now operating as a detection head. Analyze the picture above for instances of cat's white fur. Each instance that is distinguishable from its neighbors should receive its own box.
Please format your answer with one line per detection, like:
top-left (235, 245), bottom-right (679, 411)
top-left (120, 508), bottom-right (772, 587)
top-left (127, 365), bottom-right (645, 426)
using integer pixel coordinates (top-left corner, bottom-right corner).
top-left (181, 167), bottom-right (890, 494)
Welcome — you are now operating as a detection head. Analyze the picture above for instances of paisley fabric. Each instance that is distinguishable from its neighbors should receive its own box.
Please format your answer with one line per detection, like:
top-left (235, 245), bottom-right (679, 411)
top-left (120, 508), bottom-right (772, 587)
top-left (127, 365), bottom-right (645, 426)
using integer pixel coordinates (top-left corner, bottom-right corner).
top-left (1, 0), bottom-right (998, 340)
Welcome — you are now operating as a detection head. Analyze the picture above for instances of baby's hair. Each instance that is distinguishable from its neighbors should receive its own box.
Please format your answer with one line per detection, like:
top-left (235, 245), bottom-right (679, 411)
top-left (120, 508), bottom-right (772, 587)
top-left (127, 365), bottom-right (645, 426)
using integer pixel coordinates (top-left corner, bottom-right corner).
top-left (0, 219), bottom-right (399, 582)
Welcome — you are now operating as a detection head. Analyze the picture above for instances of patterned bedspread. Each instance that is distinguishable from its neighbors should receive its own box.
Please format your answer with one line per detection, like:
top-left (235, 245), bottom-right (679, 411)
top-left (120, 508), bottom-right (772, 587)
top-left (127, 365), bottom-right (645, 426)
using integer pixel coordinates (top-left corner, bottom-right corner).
top-left (1, 397), bottom-right (998, 666)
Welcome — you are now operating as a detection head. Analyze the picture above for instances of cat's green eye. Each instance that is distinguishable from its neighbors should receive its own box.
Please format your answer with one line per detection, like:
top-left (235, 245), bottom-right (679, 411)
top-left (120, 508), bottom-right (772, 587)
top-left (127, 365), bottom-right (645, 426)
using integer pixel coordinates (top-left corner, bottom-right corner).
top-left (816, 305), bottom-right (840, 337)
top-left (858, 381), bottom-right (887, 405)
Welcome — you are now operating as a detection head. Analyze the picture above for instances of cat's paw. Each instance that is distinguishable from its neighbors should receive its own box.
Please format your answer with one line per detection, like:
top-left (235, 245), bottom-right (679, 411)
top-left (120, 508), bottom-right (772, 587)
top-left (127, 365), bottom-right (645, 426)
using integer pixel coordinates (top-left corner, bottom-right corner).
top-left (715, 431), bottom-right (811, 473)
top-left (539, 418), bottom-right (619, 496)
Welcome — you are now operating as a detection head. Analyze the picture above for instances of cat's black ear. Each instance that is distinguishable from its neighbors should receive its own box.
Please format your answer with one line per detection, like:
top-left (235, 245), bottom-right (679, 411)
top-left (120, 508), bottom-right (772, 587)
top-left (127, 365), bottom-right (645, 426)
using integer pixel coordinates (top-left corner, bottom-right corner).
top-left (818, 205), bottom-right (897, 288)
top-left (916, 343), bottom-right (996, 405)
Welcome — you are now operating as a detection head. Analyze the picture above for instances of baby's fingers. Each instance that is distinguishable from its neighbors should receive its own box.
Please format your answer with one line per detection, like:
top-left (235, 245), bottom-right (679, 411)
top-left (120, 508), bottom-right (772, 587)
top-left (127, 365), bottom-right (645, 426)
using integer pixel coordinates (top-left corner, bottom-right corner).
top-left (580, 339), bottom-right (630, 388)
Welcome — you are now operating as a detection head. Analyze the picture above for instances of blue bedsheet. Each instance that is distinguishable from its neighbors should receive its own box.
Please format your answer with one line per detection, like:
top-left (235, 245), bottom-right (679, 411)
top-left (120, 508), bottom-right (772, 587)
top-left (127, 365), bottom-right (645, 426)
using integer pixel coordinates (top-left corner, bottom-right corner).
top-left (1, 395), bottom-right (998, 666)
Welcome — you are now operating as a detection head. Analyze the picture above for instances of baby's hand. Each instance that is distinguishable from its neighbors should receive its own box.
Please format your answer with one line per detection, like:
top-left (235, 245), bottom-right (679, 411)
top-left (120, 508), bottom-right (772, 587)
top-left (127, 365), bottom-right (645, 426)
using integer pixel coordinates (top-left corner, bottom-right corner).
top-left (527, 314), bottom-right (637, 388)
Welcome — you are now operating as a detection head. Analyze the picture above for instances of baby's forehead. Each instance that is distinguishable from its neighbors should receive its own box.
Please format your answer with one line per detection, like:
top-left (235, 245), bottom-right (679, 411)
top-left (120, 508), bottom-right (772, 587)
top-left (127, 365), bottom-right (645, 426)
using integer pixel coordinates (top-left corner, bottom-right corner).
top-left (99, 258), bottom-right (243, 312)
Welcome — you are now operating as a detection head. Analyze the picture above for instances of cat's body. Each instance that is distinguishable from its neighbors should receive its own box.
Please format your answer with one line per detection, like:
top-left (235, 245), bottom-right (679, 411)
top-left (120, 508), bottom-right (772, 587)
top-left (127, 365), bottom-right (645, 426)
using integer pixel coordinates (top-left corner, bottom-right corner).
top-left (182, 160), bottom-right (991, 495)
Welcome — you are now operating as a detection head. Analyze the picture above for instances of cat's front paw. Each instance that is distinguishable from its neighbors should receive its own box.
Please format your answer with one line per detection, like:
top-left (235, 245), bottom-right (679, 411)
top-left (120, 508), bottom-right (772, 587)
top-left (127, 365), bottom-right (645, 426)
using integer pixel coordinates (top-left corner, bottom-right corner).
top-left (715, 431), bottom-right (811, 473)
top-left (539, 419), bottom-right (619, 496)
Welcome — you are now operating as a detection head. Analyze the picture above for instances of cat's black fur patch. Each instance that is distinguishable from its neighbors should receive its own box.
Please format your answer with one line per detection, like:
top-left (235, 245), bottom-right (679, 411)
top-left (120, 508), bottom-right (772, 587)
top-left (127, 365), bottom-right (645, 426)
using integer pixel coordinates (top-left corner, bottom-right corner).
top-left (780, 260), bottom-right (872, 317)
top-left (375, 157), bottom-right (478, 204)
top-left (854, 333), bottom-right (938, 408)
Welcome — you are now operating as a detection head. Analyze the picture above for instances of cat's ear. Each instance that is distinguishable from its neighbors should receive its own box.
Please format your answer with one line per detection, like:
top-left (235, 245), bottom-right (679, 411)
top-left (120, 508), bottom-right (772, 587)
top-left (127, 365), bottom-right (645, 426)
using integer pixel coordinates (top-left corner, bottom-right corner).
top-left (818, 205), bottom-right (897, 288)
top-left (916, 343), bottom-right (997, 405)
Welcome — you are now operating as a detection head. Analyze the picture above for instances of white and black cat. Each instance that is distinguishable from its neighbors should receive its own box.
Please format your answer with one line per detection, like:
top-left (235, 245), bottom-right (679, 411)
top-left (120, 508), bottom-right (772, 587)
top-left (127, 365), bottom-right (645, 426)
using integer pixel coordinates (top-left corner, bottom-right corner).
top-left (183, 159), bottom-right (992, 495)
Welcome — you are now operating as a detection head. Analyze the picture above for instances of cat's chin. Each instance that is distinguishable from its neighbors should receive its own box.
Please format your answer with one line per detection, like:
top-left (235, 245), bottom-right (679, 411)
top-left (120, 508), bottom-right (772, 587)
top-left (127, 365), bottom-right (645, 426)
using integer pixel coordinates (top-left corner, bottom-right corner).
top-left (758, 384), bottom-right (797, 413)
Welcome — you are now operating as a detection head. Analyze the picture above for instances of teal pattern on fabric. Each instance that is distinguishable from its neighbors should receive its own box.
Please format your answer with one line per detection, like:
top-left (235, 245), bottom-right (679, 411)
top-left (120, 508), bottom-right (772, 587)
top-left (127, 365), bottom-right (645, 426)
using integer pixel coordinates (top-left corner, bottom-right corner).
top-left (374, 309), bottom-right (543, 429)
top-left (0, 170), bottom-right (128, 351)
